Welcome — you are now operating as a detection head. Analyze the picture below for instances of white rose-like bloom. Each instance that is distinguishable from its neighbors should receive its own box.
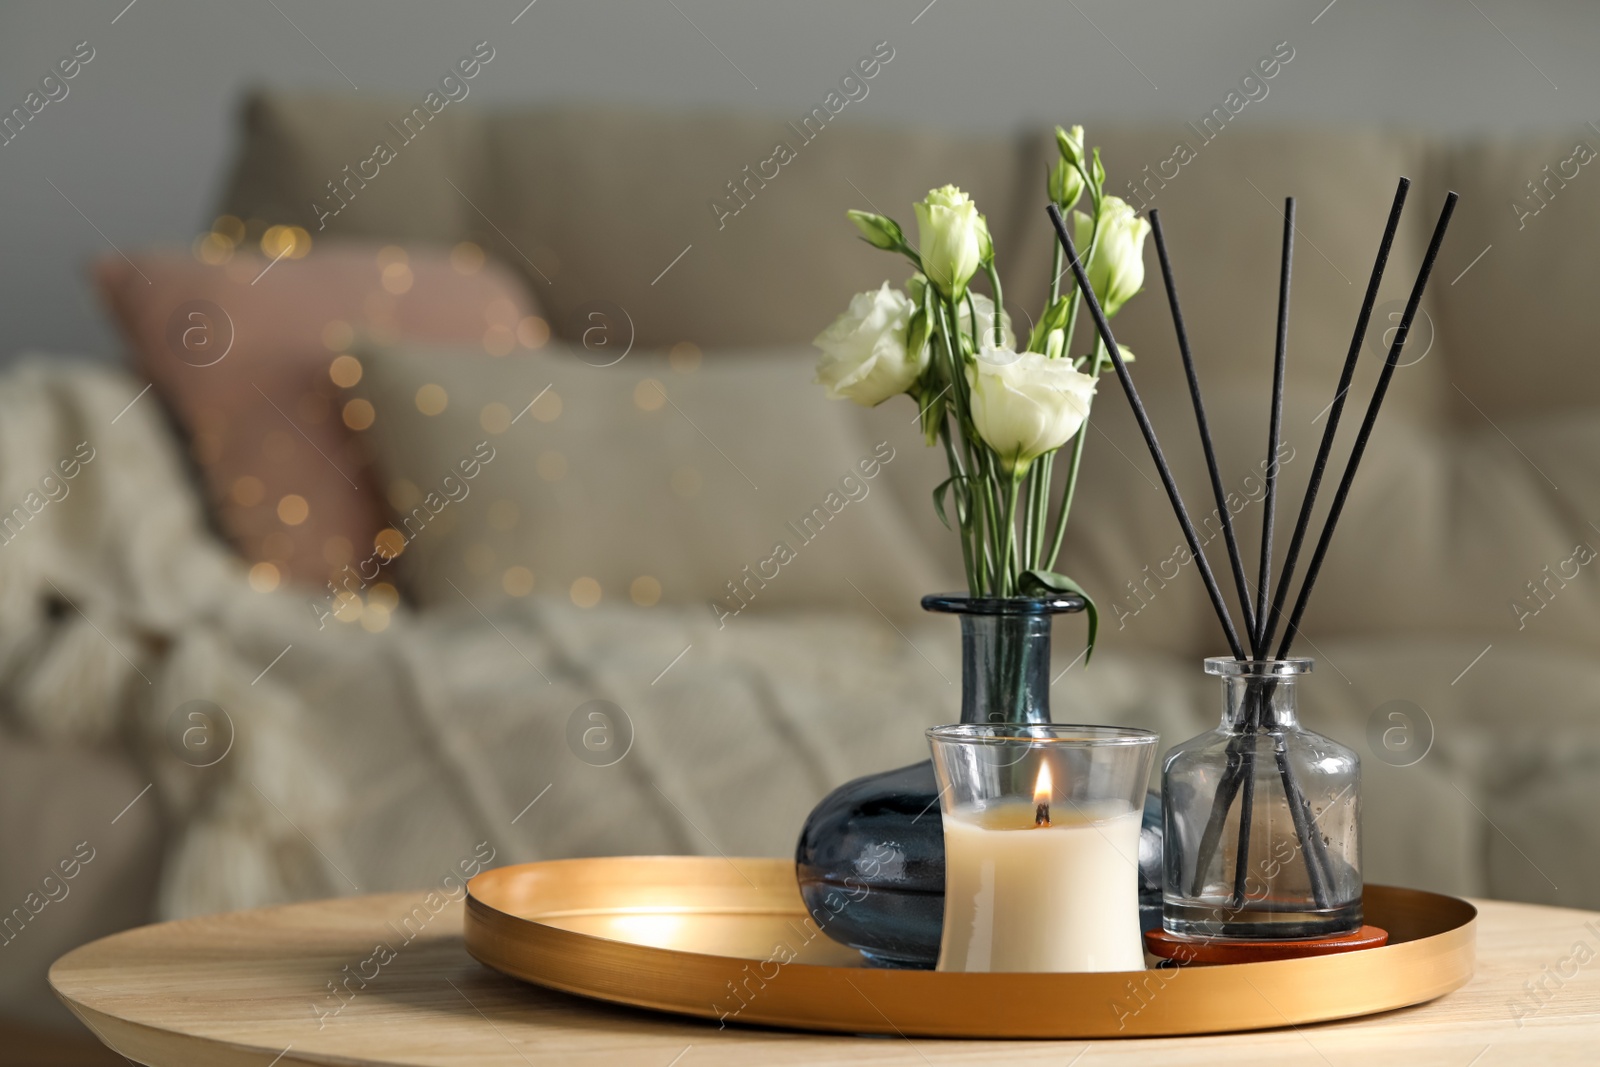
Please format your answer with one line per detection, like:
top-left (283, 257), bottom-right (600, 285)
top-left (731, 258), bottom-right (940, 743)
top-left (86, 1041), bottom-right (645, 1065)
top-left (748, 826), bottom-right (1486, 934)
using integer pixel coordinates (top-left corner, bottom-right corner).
top-left (914, 185), bottom-right (984, 298)
top-left (1072, 195), bottom-right (1151, 317)
top-left (814, 282), bottom-right (926, 406)
top-left (967, 349), bottom-right (1097, 473)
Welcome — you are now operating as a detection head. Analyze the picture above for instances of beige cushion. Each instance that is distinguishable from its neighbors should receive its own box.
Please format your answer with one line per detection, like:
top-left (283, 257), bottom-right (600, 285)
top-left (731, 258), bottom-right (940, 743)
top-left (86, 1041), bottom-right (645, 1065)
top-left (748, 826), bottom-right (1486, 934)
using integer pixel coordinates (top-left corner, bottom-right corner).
top-left (482, 104), bottom-right (1039, 349)
top-left (342, 340), bottom-right (949, 616)
top-left (220, 91), bottom-right (493, 243)
top-left (1437, 134), bottom-right (1600, 417)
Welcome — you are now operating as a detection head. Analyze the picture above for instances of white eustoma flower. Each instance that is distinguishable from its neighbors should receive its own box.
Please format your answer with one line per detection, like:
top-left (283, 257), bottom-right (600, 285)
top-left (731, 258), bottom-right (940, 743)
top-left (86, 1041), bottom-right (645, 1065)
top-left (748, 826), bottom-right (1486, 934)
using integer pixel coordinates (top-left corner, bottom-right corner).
top-left (1072, 195), bottom-right (1151, 317)
top-left (914, 185), bottom-right (984, 298)
top-left (814, 282), bottom-right (927, 406)
top-left (967, 349), bottom-right (1097, 473)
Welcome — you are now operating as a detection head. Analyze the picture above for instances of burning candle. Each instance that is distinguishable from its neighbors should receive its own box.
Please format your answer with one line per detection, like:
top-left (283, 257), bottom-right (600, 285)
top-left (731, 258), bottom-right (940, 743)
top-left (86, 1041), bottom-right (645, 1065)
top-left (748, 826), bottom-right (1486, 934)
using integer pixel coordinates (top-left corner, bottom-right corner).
top-left (928, 724), bottom-right (1157, 973)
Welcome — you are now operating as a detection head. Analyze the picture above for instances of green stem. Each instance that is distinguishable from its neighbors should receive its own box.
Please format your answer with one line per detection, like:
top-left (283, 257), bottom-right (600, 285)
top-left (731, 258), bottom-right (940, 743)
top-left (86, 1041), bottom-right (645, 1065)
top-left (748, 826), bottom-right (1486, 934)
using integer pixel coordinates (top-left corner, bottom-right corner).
top-left (938, 422), bottom-right (980, 595)
top-left (1037, 186), bottom-right (1108, 574)
top-left (1002, 471), bottom-right (1022, 596)
top-left (977, 448), bottom-right (1004, 596)
top-left (1019, 466), bottom-right (1035, 568)
top-left (1061, 288), bottom-right (1083, 364)
top-left (1028, 452), bottom-right (1052, 569)
top-left (947, 295), bottom-right (995, 574)
top-left (936, 299), bottom-right (994, 594)
top-left (984, 261), bottom-right (1005, 348)
top-left (1044, 342), bottom-right (1108, 570)
top-left (1048, 237), bottom-right (1063, 305)
top-left (1059, 176), bottom-right (1104, 363)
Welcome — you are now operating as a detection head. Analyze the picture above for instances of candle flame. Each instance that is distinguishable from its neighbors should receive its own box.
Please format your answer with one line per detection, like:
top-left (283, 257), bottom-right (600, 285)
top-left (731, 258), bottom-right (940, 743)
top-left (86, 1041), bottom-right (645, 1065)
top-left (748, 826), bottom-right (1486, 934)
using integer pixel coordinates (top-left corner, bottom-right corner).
top-left (1033, 763), bottom-right (1052, 826)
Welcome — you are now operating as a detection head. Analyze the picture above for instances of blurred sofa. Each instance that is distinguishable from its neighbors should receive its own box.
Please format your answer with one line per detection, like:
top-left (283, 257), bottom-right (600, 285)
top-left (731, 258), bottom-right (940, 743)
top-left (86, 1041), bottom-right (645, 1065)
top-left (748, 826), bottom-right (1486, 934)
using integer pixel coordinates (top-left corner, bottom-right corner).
top-left (6, 91), bottom-right (1600, 1028)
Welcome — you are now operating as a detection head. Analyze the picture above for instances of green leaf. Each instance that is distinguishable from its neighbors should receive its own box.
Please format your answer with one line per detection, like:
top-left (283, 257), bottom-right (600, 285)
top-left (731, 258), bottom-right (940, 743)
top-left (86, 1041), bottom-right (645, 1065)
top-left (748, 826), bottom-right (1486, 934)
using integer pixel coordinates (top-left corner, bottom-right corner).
top-left (931, 476), bottom-right (957, 531)
top-left (1020, 569), bottom-right (1098, 665)
top-left (1084, 345), bottom-right (1131, 370)
top-left (907, 308), bottom-right (931, 362)
top-left (917, 377), bottom-right (947, 446)
top-left (1027, 295), bottom-right (1071, 353)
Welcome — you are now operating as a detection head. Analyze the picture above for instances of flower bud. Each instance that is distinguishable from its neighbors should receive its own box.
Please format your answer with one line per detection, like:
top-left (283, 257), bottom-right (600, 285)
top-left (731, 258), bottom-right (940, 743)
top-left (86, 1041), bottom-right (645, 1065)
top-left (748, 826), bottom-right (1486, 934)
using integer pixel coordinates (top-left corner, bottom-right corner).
top-left (1055, 124), bottom-right (1085, 168)
top-left (1050, 156), bottom-right (1085, 210)
top-left (913, 185), bottom-right (984, 298)
top-left (1072, 196), bottom-right (1151, 318)
top-left (847, 209), bottom-right (905, 251)
top-left (1044, 328), bottom-right (1065, 361)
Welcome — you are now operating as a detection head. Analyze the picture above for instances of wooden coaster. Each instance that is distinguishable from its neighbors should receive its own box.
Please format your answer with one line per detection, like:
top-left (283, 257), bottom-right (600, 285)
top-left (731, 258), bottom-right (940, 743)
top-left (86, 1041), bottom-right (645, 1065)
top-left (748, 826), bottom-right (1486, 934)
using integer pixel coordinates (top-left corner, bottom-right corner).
top-left (1145, 925), bottom-right (1389, 965)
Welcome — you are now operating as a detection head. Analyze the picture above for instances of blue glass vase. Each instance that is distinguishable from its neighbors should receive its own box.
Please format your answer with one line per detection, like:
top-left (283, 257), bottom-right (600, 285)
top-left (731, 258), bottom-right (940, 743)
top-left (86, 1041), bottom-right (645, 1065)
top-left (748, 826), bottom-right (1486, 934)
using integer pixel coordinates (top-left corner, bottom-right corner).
top-left (795, 593), bottom-right (1165, 968)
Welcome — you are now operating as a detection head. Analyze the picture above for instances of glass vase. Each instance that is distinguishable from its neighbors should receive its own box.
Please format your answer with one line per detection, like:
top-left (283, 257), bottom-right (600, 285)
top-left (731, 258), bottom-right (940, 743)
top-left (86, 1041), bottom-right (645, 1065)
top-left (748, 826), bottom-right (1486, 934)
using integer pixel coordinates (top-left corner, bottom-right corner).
top-left (1161, 657), bottom-right (1362, 940)
top-left (795, 594), bottom-right (1163, 968)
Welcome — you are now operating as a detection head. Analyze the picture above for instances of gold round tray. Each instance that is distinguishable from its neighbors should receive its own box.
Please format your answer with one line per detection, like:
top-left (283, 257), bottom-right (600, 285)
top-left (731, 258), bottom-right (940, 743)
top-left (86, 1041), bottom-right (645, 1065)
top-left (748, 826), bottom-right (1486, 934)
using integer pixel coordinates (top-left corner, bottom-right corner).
top-left (464, 856), bottom-right (1475, 1039)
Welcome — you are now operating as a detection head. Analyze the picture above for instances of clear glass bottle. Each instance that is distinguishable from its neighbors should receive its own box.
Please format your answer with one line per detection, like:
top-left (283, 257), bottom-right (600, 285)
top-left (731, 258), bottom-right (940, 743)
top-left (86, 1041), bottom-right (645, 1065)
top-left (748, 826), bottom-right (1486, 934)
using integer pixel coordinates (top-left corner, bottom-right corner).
top-left (1162, 658), bottom-right (1361, 940)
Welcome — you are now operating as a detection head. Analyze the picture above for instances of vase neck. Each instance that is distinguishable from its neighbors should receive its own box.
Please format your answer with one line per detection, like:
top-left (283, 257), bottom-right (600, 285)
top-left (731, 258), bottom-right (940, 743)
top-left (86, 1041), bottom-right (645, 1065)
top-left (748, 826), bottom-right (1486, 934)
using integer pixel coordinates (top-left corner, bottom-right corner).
top-left (1220, 675), bottom-right (1301, 730)
top-left (958, 613), bottom-right (1053, 725)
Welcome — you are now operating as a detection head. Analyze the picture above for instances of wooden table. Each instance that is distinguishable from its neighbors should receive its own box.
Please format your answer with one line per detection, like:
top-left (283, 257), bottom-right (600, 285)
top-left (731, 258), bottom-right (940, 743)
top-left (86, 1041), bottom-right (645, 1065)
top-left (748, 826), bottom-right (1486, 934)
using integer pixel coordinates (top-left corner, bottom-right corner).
top-left (50, 890), bottom-right (1600, 1066)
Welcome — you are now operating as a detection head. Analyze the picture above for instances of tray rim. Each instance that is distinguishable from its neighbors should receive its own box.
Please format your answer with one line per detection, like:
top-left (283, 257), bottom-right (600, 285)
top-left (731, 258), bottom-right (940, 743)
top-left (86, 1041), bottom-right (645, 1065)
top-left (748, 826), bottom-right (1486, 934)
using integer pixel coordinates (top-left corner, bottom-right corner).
top-left (464, 855), bottom-right (1477, 1039)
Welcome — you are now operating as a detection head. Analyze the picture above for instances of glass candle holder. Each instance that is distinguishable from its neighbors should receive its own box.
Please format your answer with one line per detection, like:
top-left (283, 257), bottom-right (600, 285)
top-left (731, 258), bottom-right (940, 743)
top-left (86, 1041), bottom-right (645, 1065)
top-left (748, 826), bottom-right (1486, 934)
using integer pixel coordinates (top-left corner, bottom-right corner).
top-left (1162, 658), bottom-right (1362, 941)
top-left (927, 723), bottom-right (1158, 973)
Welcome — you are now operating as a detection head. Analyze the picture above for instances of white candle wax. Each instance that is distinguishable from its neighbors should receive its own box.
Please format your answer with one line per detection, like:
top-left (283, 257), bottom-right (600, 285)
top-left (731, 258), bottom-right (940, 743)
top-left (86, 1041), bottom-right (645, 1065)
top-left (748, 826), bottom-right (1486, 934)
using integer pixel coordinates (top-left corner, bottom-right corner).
top-left (937, 799), bottom-right (1144, 973)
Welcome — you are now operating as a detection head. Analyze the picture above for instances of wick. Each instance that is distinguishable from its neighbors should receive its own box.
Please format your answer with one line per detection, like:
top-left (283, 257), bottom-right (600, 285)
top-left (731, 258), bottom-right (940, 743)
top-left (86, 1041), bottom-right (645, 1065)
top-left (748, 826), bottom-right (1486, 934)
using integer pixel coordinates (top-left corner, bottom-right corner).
top-left (1035, 802), bottom-right (1049, 827)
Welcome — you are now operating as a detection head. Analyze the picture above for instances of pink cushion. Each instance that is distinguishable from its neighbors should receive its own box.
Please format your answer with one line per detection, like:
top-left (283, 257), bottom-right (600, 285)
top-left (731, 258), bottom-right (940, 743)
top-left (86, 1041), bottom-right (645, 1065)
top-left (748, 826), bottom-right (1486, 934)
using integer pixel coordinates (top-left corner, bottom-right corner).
top-left (96, 242), bottom-right (543, 589)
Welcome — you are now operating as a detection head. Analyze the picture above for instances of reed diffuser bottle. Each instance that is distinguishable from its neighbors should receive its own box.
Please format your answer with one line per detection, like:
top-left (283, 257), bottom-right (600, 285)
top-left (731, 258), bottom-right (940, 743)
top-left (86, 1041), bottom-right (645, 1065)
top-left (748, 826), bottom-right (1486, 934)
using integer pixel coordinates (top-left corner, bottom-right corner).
top-left (1050, 170), bottom-right (1458, 948)
top-left (1161, 658), bottom-right (1361, 939)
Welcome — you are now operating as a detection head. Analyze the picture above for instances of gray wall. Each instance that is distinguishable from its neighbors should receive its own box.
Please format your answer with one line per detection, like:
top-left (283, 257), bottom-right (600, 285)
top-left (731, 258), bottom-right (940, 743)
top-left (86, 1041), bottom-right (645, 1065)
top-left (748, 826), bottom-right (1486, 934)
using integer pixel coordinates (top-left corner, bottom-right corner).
top-left (1, 0), bottom-right (1594, 363)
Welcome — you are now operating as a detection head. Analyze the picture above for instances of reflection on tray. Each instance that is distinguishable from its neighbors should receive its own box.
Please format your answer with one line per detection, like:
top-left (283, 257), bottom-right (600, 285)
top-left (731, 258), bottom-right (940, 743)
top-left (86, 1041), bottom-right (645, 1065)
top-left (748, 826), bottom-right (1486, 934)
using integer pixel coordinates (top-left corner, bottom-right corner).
top-left (539, 905), bottom-right (865, 966)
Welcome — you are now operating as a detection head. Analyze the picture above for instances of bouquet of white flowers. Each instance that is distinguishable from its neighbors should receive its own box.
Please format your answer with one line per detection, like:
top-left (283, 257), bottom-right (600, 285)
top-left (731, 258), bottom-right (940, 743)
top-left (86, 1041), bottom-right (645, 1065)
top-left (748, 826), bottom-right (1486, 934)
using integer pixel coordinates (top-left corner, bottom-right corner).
top-left (815, 126), bottom-right (1149, 655)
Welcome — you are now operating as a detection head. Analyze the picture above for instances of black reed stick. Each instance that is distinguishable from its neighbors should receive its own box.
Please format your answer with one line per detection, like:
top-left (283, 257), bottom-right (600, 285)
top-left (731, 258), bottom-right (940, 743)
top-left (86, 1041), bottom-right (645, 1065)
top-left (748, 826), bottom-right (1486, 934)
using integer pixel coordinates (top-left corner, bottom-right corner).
top-left (1257, 178), bottom-right (1410, 654)
top-left (1190, 744), bottom-right (1244, 895)
top-left (1149, 210), bottom-right (1257, 645)
top-left (1254, 200), bottom-right (1293, 654)
top-left (1275, 732), bottom-right (1334, 905)
top-left (1226, 200), bottom-right (1296, 900)
top-left (1276, 191), bottom-right (1458, 658)
top-left (1056, 200), bottom-right (1326, 906)
top-left (1046, 203), bottom-right (1247, 660)
top-left (1215, 181), bottom-right (1413, 907)
top-left (1149, 209), bottom-right (1287, 904)
top-left (1230, 726), bottom-right (1257, 907)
